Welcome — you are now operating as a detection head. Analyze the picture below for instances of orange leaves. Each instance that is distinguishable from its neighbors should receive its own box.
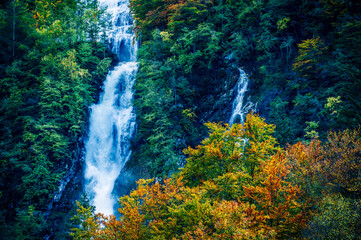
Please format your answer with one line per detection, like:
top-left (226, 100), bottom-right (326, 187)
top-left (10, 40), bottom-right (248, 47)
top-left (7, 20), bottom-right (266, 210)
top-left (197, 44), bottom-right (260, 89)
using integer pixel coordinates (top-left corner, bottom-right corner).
top-left (287, 128), bottom-right (361, 196)
top-left (284, 129), bottom-right (361, 237)
top-left (211, 201), bottom-right (275, 239)
top-left (243, 153), bottom-right (309, 239)
top-left (321, 128), bottom-right (361, 193)
top-left (115, 202), bottom-right (144, 239)
top-left (167, 0), bottom-right (210, 33)
top-left (286, 139), bottom-right (325, 203)
top-left (122, 177), bottom-right (194, 239)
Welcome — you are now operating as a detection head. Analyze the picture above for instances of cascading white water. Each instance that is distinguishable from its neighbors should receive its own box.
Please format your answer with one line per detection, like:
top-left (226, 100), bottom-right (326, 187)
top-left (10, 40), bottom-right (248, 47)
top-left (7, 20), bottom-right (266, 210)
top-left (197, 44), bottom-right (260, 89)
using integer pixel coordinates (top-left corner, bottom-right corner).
top-left (84, 0), bottom-right (137, 215)
top-left (230, 69), bottom-right (257, 125)
top-left (230, 69), bottom-right (249, 125)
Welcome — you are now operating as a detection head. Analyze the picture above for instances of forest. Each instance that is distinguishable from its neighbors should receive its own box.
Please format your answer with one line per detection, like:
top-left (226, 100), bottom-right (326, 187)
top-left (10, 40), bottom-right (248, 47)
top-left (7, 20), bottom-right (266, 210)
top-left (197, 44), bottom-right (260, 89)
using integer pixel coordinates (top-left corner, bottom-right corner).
top-left (1, 0), bottom-right (361, 239)
top-left (0, 0), bottom-right (116, 237)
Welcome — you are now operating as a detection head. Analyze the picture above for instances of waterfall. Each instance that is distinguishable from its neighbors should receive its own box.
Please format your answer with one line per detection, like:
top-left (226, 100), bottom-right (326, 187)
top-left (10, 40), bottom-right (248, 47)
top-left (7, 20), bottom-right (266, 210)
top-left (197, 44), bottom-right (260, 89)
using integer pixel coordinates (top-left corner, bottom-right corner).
top-left (84, 0), bottom-right (137, 215)
top-left (229, 69), bottom-right (249, 125)
top-left (229, 69), bottom-right (256, 125)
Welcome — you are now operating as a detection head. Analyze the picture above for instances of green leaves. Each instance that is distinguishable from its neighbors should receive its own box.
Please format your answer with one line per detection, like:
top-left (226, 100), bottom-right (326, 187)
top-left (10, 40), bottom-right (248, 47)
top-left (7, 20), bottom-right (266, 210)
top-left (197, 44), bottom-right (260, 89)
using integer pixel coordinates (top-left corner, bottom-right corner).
top-left (0, 0), bottom-right (114, 237)
top-left (172, 23), bottom-right (221, 73)
top-left (15, 205), bottom-right (45, 240)
top-left (307, 194), bottom-right (360, 239)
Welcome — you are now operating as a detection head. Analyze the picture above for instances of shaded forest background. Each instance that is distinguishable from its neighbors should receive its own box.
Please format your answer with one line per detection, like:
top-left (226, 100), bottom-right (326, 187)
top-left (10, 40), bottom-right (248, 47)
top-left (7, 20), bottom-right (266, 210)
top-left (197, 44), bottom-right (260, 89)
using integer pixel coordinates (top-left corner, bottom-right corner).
top-left (0, 0), bottom-right (361, 239)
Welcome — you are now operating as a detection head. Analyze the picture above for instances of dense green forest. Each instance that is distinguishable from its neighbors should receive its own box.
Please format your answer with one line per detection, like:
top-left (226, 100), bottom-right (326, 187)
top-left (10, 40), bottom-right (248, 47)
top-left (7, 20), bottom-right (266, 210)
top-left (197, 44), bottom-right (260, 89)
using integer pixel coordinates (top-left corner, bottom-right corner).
top-left (0, 0), bottom-right (116, 238)
top-left (1, 0), bottom-right (361, 239)
top-left (126, 0), bottom-right (361, 180)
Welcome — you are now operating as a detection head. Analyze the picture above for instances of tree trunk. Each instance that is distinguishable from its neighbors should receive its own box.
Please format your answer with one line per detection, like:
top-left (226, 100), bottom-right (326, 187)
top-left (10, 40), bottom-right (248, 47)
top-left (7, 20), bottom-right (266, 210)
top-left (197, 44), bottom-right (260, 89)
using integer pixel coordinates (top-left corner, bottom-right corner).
top-left (13, 0), bottom-right (15, 58)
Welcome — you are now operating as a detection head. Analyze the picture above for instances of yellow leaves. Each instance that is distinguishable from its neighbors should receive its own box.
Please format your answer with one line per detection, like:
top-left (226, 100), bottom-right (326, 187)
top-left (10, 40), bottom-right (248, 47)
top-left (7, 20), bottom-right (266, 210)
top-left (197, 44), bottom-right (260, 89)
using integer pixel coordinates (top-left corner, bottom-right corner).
top-left (277, 17), bottom-right (290, 31)
top-left (181, 108), bottom-right (196, 127)
top-left (202, 171), bottom-right (251, 201)
top-left (243, 114), bottom-right (277, 149)
top-left (308, 193), bottom-right (360, 239)
top-left (57, 50), bottom-right (90, 81)
top-left (160, 31), bottom-right (173, 42)
top-left (33, 0), bottom-right (62, 27)
top-left (181, 113), bottom-right (279, 186)
top-left (130, 178), bottom-right (154, 199)
top-left (70, 201), bottom-right (101, 239)
top-left (320, 0), bottom-right (348, 18)
top-left (325, 96), bottom-right (342, 115)
top-left (293, 37), bottom-right (328, 80)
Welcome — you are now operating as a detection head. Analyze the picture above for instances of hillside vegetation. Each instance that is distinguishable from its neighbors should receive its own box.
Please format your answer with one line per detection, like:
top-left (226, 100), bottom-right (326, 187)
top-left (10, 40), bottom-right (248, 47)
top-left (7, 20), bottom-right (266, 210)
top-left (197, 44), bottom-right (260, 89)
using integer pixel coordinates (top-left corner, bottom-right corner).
top-left (72, 114), bottom-right (361, 239)
top-left (0, 0), bottom-right (115, 238)
top-left (127, 0), bottom-right (361, 179)
top-left (1, 0), bottom-right (360, 238)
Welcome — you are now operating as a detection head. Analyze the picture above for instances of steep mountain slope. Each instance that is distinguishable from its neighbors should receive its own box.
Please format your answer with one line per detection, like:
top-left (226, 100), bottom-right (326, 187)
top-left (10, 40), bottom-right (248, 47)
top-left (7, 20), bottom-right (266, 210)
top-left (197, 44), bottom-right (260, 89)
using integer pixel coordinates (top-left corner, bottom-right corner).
top-left (127, 0), bottom-right (361, 178)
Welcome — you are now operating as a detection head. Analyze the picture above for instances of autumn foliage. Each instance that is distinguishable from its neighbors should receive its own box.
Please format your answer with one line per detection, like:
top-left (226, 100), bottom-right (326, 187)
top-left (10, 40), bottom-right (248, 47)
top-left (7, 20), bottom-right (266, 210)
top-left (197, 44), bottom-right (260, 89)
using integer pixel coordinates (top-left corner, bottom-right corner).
top-left (129, 0), bottom-right (211, 38)
top-left (71, 114), bottom-right (361, 239)
top-left (181, 114), bottom-right (279, 187)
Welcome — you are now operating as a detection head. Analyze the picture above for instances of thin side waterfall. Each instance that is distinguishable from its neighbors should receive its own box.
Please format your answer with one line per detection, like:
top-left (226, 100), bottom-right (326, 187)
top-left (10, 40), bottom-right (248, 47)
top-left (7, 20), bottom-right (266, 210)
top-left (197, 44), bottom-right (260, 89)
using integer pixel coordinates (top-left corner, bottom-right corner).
top-left (84, 0), bottom-right (137, 215)
top-left (230, 69), bottom-right (249, 125)
top-left (230, 69), bottom-right (257, 125)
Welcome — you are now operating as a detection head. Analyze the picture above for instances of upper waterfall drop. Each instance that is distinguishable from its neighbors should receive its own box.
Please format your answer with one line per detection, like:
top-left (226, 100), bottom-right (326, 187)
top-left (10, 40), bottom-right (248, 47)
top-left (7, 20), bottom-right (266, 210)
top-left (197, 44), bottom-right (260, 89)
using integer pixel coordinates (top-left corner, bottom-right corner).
top-left (101, 0), bottom-right (137, 62)
top-left (84, 0), bottom-right (137, 215)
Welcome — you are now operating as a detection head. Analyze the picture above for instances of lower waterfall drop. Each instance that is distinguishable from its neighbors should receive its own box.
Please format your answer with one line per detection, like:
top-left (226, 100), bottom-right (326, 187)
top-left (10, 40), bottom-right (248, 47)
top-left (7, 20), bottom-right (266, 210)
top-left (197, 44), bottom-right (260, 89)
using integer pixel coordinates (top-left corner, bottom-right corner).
top-left (84, 0), bottom-right (137, 215)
